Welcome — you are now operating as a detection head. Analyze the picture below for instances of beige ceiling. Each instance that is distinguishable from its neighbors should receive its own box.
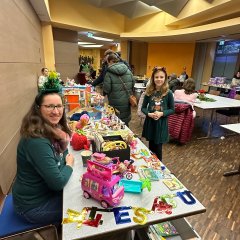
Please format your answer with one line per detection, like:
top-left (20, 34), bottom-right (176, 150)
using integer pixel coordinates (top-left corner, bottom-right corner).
top-left (29, 0), bottom-right (240, 46)
top-left (86, 0), bottom-right (190, 18)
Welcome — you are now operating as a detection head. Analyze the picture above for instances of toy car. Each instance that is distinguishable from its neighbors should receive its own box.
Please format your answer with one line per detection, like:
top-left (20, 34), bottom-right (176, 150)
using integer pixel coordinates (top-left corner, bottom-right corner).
top-left (81, 160), bottom-right (124, 208)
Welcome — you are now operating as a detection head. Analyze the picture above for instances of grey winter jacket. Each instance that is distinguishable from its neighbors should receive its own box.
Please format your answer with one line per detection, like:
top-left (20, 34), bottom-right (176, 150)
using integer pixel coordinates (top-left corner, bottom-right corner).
top-left (103, 62), bottom-right (134, 124)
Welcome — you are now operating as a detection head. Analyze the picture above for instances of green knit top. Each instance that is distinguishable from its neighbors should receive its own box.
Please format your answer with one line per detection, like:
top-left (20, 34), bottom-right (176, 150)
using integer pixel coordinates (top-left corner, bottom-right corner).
top-left (12, 137), bottom-right (73, 212)
top-left (141, 90), bottom-right (175, 144)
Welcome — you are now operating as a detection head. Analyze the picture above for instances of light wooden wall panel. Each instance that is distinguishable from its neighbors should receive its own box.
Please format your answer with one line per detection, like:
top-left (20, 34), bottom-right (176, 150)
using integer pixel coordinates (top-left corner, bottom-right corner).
top-left (54, 40), bottom-right (79, 80)
top-left (0, 0), bottom-right (44, 199)
top-left (0, 131), bottom-right (19, 195)
top-left (0, 64), bottom-right (39, 152)
top-left (0, 0), bottom-right (44, 62)
top-left (130, 41), bottom-right (148, 76)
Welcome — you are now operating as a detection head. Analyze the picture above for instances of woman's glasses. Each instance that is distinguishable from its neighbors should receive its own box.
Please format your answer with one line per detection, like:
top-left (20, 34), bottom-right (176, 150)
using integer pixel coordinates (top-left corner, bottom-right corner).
top-left (41, 104), bottom-right (64, 111)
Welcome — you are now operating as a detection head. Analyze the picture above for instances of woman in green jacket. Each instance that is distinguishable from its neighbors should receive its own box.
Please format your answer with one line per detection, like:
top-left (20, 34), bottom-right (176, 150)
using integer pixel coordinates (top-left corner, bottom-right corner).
top-left (141, 67), bottom-right (174, 161)
top-left (12, 90), bottom-right (74, 225)
top-left (103, 53), bottom-right (134, 126)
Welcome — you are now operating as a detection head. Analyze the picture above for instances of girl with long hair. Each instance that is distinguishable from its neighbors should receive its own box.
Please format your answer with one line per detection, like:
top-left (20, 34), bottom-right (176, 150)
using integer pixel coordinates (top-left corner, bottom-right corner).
top-left (141, 67), bottom-right (174, 161)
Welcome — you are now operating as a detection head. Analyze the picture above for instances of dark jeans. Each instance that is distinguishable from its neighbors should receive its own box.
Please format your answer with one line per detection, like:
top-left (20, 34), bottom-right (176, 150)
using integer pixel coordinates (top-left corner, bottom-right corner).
top-left (149, 140), bottom-right (162, 161)
top-left (16, 193), bottom-right (62, 226)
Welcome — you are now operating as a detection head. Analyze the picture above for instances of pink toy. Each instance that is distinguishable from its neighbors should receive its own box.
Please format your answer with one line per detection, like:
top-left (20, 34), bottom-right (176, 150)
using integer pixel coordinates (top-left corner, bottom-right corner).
top-left (81, 160), bottom-right (124, 208)
top-left (124, 160), bottom-right (137, 173)
top-left (129, 138), bottom-right (138, 150)
top-left (76, 114), bottom-right (90, 130)
top-left (92, 152), bottom-right (106, 160)
top-left (110, 158), bottom-right (133, 180)
top-left (92, 152), bottom-right (112, 165)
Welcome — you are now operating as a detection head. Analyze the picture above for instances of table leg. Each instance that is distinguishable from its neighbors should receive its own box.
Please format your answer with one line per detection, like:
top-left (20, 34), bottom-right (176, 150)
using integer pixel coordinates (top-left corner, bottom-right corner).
top-left (197, 109), bottom-right (215, 139)
top-left (223, 164), bottom-right (240, 177)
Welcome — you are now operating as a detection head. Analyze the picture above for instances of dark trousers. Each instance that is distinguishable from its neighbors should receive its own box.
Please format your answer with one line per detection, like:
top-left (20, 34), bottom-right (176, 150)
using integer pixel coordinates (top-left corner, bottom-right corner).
top-left (16, 193), bottom-right (62, 226)
top-left (149, 140), bottom-right (162, 161)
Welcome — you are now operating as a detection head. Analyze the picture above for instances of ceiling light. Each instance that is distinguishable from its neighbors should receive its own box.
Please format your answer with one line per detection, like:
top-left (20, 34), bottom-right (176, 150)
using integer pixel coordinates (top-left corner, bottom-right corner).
top-left (92, 36), bottom-right (113, 42)
top-left (79, 44), bottom-right (103, 48)
top-left (87, 32), bottom-right (94, 38)
top-left (78, 42), bottom-right (96, 45)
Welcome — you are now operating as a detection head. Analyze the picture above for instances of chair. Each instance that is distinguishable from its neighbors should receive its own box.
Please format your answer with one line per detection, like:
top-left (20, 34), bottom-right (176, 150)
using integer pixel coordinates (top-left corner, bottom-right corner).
top-left (216, 94), bottom-right (240, 123)
top-left (137, 92), bottom-right (146, 125)
top-left (0, 194), bottom-right (58, 240)
top-left (209, 90), bottom-right (220, 96)
top-left (168, 103), bottom-right (194, 144)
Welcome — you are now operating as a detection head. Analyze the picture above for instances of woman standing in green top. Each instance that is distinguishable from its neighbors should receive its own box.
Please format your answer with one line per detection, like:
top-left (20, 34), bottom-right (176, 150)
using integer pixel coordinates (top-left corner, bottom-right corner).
top-left (12, 90), bottom-right (74, 225)
top-left (141, 67), bottom-right (174, 161)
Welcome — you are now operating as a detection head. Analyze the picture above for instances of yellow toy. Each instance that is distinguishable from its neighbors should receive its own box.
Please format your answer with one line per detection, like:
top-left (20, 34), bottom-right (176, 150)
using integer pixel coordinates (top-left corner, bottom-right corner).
top-left (102, 141), bottom-right (127, 151)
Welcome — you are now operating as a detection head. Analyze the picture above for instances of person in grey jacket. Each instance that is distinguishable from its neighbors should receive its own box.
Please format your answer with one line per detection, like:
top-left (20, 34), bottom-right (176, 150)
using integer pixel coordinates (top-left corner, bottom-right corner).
top-left (103, 53), bottom-right (135, 126)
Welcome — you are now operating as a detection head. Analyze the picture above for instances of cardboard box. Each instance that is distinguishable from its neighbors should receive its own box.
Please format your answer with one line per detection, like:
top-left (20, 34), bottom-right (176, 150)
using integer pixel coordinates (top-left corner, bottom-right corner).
top-left (93, 135), bottom-right (130, 162)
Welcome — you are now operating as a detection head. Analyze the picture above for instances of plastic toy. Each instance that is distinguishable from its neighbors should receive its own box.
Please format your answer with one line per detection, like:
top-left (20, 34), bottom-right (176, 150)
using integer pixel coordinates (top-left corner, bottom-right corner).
top-left (119, 179), bottom-right (142, 193)
top-left (125, 133), bottom-right (138, 150)
top-left (124, 159), bottom-right (137, 173)
top-left (140, 178), bottom-right (152, 191)
top-left (141, 149), bottom-right (150, 157)
top-left (76, 114), bottom-right (90, 130)
top-left (111, 158), bottom-right (133, 180)
top-left (81, 160), bottom-right (124, 208)
top-left (121, 168), bottom-right (133, 180)
top-left (92, 152), bottom-right (112, 165)
top-left (102, 140), bottom-right (127, 151)
top-left (119, 178), bottom-right (151, 193)
top-left (176, 190), bottom-right (196, 205)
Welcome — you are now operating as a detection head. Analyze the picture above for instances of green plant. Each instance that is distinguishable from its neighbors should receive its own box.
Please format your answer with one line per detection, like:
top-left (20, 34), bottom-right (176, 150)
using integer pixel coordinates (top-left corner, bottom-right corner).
top-left (42, 71), bottom-right (61, 92)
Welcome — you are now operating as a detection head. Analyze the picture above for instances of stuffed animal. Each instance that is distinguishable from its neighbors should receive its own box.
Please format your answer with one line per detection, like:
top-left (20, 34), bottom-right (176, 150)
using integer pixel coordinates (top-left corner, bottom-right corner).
top-left (76, 114), bottom-right (90, 130)
top-left (66, 78), bottom-right (75, 86)
top-left (71, 132), bottom-right (90, 151)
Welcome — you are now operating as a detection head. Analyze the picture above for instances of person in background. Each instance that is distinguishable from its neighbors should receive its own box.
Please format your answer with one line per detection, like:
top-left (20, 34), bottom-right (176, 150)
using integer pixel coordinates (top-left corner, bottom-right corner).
top-left (103, 53), bottom-right (134, 126)
top-left (115, 51), bottom-right (131, 71)
top-left (88, 63), bottom-right (96, 79)
top-left (141, 67), bottom-right (174, 161)
top-left (12, 90), bottom-right (74, 225)
top-left (79, 60), bottom-right (89, 73)
top-left (231, 71), bottom-right (240, 86)
top-left (91, 49), bottom-right (114, 88)
top-left (92, 49), bottom-right (131, 88)
top-left (174, 78), bottom-right (198, 118)
top-left (168, 73), bottom-right (180, 92)
top-left (38, 68), bottom-right (49, 90)
top-left (178, 66), bottom-right (189, 83)
top-left (57, 72), bottom-right (64, 86)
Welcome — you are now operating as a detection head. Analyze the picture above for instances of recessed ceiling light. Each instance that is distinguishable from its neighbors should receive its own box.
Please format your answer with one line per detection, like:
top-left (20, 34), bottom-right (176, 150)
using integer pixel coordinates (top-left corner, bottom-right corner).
top-left (79, 44), bottom-right (103, 48)
top-left (92, 36), bottom-right (113, 42)
top-left (78, 41), bottom-right (96, 45)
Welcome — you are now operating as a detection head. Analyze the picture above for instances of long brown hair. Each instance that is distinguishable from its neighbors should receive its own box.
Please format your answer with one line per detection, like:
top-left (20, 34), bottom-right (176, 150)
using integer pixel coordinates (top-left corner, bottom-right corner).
top-left (20, 91), bottom-right (71, 140)
top-left (183, 78), bottom-right (195, 94)
top-left (145, 67), bottom-right (169, 97)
